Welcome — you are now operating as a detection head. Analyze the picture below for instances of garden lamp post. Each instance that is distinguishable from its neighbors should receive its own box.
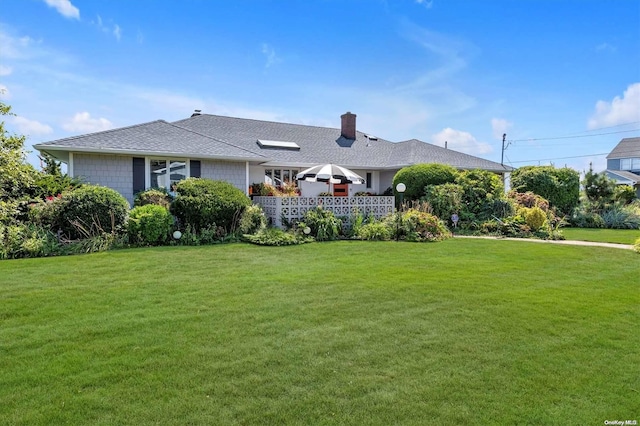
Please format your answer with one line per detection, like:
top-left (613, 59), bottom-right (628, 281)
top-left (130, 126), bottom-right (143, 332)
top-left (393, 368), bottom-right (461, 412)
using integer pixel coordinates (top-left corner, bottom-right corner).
top-left (396, 183), bottom-right (406, 211)
top-left (395, 183), bottom-right (406, 241)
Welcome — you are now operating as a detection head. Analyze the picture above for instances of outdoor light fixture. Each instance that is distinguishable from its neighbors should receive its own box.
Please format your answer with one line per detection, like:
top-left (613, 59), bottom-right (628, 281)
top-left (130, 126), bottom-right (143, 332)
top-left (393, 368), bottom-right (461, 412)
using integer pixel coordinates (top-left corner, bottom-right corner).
top-left (395, 183), bottom-right (406, 209)
top-left (395, 183), bottom-right (406, 242)
top-left (173, 230), bottom-right (182, 240)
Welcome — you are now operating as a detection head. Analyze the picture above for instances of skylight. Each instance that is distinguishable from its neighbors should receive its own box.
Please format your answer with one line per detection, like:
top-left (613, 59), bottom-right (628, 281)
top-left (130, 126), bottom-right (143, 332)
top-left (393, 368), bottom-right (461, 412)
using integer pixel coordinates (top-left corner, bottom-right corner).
top-left (257, 139), bottom-right (300, 150)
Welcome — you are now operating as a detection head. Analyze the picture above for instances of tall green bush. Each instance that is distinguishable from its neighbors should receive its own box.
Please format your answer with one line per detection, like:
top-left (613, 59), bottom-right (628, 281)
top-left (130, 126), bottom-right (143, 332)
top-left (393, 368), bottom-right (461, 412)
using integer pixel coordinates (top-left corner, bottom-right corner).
top-left (510, 166), bottom-right (579, 214)
top-left (422, 183), bottom-right (463, 221)
top-left (393, 164), bottom-right (458, 201)
top-left (455, 169), bottom-right (504, 219)
top-left (33, 185), bottom-right (129, 240)
top-left (171, 178), bottom-right (250, 232)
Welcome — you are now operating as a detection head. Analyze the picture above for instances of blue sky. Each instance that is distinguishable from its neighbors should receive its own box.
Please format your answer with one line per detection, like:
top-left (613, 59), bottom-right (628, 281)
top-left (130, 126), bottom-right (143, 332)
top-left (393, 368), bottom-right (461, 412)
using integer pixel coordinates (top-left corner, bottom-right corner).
top-left (1, 0), bottom-right (639, 174)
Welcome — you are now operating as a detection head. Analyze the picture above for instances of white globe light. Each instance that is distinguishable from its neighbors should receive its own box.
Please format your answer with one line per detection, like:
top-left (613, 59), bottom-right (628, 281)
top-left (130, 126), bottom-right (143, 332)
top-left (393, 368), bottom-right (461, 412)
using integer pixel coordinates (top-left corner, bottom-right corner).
top-left (173, 230), bottom-right (182, 240)
top-left (396, 183), bottom-right (406, 193)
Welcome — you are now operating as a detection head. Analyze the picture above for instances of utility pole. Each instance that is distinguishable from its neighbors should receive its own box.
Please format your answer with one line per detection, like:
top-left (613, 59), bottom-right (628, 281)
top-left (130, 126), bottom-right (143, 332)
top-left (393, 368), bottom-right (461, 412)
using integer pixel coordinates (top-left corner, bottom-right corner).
top-left (501, 133), bottom-right (507, 165)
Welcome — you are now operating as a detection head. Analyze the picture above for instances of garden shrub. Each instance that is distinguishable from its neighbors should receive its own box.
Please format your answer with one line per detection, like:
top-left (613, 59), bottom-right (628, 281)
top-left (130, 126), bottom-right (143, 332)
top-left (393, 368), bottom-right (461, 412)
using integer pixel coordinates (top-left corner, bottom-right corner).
top-left (32, 173), bottom-right (82, 199)
top-left (128, 204), bottom-right (173, 245)
top-left (600, 205), bottom-right (640, 229)
top-left (510, 166), bottom-right (579, 214)
top-left (134, 188), bottom-right (172, 209)
top-left (508, 191), bottom-right (550, 211)
top-left (300, 206), bottom-right (342, 241)
top-left (356, 221), bottom-right (393, 241)
top-left (422, 183), bottom-right (463, 221)
top-left (521, 206), bottom-right (547, 231)
top-left (400, 208), bottom-right (451, 242)
top-left (393, 163), bottom-right (458, 201)
top-left (171, 178), bottom-right (250, 233)
top-left (481, 198), bottom-right (515, 220)
top-left (455, 169), bottom-right (504, 219)
top-left (613, 185), bottom-right (637, 205)
top-left (570, 209), bottom-right (605, 228)
top-left (238, 204), bottom-right (267, 234)
top-left (243, 227), bottom-right (312, 246)
top-left (33, 185), bottom-right (129, 240)
top-left (0, 222), bottom-right (61, 259)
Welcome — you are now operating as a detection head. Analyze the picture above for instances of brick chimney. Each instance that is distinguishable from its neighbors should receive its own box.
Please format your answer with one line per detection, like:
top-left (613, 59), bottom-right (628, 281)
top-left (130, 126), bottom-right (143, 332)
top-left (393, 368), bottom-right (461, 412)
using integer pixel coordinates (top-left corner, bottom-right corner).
top-left (341, 112), bottom-right (356, 140)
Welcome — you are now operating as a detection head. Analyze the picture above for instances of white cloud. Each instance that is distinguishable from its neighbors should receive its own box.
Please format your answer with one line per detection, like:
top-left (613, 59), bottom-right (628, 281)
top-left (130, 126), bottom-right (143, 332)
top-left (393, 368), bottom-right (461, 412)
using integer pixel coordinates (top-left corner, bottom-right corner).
top-left (595, 42), bottom-right (616, 53)
top-left (11, 116), bottom-right (53, 135)
top-left (63, 112), bottom-right (113, 133)
top-left (0, 84), bottom-right (11, 99)
top-left (43, 0), bottom-right (80, 20)
top-left (415, 0), bottom-right (434, 8)
top-left (588, 83), bottom-right (640, 129)
top-left (0, 31), bottom-right (38, 59)
top-left (0, 65), bottom-right (12, 76)
top-left (491, 118), bottom-right (512, 140)
top-left (92, 15), bottom-right (122, 40)
top-left (431, 127), bottom-right (493, 155)
top-left (261, 43), bottom-right (279, 68)
top-left (113, 24), bottom-right (121, 41)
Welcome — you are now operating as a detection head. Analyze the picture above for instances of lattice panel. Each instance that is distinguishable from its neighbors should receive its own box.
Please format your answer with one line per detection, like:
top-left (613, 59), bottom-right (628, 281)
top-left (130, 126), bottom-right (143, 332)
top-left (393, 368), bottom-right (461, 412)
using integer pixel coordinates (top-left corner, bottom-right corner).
top-left (254, 196), bottom-right (395, 228)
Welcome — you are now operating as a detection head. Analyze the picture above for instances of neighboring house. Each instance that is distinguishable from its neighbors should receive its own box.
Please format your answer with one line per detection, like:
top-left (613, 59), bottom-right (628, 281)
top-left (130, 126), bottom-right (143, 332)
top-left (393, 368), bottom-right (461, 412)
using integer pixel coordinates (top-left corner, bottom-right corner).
top-left (605, 137), bottom-right (640, 197)
top-left (35, 111), bottom-right (512, 205)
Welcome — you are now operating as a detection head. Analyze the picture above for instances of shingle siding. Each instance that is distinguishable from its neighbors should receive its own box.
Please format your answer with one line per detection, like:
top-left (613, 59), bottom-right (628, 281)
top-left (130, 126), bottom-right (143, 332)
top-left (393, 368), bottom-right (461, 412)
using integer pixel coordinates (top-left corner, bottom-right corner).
top-left (73, 154), bottom-right (134, 205)
top-left (607, 159), bottom-right (621, 170)
top-left (201, 160), bottom-right (246, 192)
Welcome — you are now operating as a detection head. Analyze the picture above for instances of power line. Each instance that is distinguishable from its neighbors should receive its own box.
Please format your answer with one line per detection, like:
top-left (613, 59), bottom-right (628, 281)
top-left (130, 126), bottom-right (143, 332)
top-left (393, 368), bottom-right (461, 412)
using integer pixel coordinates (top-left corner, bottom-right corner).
top-left (508, 153), bottom-right (609, 164)
top-left (509, 129), bottom-right (639, 143)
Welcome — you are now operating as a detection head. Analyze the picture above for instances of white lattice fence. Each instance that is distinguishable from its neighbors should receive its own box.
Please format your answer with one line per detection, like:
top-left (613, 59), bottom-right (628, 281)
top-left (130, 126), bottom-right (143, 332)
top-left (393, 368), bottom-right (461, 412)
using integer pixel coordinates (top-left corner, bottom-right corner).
top-left (253, 196), bottom-right (395, 228)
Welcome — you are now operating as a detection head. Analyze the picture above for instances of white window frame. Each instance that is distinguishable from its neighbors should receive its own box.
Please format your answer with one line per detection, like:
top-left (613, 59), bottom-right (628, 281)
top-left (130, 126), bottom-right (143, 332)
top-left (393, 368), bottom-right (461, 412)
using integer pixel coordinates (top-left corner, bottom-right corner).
top-left (145, 157), bottom-right (191, 190)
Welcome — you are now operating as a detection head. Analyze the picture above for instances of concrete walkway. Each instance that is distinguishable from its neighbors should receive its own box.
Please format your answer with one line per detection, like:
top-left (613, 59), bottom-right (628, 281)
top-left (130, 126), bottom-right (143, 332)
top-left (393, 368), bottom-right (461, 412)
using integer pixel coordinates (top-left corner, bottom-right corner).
top-left (455, 235), bottom-right (635, 250)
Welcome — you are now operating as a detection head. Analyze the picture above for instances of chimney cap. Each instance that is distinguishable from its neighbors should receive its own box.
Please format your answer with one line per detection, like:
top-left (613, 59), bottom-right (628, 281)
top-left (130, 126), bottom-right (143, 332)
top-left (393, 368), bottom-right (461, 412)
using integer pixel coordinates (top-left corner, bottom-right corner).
top-left (191, 109), bottom-right (202, 117)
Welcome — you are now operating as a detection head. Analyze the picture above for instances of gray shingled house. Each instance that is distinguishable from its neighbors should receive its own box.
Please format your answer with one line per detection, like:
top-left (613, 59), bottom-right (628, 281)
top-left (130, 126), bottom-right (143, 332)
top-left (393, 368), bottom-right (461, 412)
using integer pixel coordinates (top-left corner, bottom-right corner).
top-left (35, 111), bottom-right (512, 204)
top-left (605, 137), bottom-right (640, 197)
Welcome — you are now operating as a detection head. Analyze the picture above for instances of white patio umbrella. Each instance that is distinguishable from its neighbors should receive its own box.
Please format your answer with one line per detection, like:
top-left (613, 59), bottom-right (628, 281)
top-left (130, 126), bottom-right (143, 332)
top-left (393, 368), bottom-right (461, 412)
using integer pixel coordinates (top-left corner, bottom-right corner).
top-left (296, 164), bottom-right (365, 184)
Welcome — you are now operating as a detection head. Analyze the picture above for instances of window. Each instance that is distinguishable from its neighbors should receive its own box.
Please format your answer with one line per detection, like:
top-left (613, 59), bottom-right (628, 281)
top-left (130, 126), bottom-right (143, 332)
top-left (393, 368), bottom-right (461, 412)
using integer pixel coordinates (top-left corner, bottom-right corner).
top-left (619, 158), bottom-right (640, 170)
top-left (264, 168), bottom-right (299, 187)
top-left (150, 159), bottom-right (188, 191)
top-left (366, 172), bottom-right (372, 189)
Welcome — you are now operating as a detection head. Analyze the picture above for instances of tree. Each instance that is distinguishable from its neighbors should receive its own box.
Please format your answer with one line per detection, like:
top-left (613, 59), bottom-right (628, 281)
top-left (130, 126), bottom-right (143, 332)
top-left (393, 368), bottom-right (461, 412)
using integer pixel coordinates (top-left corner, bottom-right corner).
top-left (0, 100), bottom-right (38, 203)
top-left (583, 163), bottom-right (616, 210)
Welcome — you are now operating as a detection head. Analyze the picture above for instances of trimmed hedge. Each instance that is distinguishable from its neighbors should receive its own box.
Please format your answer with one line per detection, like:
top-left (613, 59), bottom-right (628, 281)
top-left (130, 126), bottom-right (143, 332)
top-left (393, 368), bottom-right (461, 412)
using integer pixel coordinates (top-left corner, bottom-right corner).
top-left (171, 178), bottom-right (250, 232)
top-left (393, 163), bottom-right (458, 201)
top-left (128, 204), bottom-right (173, 245)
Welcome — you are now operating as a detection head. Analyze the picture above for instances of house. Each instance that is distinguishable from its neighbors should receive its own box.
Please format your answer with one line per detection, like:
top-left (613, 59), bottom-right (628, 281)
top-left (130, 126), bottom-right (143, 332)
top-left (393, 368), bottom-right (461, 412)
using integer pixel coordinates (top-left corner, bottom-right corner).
top-left (605, 137), bottom-right (640, 197)
top-left (35, 111), bottom-right (512, 205)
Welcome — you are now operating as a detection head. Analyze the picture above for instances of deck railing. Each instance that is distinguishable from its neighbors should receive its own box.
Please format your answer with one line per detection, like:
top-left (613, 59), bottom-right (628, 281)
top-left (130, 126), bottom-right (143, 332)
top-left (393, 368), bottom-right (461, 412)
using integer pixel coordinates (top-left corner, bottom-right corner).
top-left (253, 196), bottom-right (395, 228)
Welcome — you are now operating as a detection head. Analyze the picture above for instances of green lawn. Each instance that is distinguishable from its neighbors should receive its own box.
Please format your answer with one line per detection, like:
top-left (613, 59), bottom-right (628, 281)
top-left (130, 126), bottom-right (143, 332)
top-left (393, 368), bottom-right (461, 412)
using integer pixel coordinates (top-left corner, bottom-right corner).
top-left (562, 227), bottom-right (640, 244)
top-left (1, 240), bottom-right (638, 425)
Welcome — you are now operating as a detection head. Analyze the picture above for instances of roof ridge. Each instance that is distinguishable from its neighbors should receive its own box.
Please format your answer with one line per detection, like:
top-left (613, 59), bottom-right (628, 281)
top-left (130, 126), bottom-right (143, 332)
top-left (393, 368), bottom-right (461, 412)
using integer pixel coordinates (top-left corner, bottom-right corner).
top-left (37, 120), bottom-right (168, 145)
top-left (167, 121), bottom-right (268, 158)
top-left (172, 113), bottom-right (391, 141)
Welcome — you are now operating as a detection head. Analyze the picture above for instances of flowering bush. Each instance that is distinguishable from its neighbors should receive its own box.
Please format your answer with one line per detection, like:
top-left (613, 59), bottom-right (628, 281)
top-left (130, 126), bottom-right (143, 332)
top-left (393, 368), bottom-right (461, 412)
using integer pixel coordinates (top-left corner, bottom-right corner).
top-left (400, 209), bottom-right (451, 242)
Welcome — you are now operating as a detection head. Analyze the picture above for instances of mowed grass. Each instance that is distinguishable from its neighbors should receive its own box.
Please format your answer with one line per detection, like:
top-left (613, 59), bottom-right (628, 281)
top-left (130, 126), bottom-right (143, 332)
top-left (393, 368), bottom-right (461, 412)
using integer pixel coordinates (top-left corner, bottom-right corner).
top-left (1, 240), bottom-right (638, 425)
top-left (562, 227), bottom-right (640, 245)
